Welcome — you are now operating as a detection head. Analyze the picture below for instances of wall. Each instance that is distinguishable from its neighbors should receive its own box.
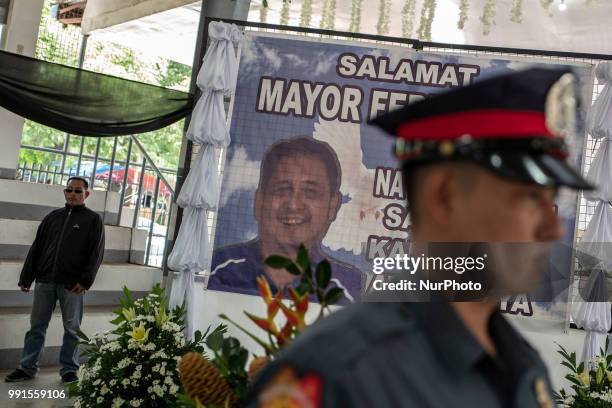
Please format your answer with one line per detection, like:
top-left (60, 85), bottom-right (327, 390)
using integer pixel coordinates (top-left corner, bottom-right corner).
top-left (0, 0), bottom-right (45, 179)
top-left (81, 0), bottom-right (195, 34)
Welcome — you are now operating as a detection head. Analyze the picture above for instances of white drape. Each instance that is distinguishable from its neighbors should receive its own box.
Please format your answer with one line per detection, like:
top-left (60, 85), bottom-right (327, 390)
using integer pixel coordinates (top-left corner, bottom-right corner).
top-left (584, 138), bottom-right (612, 202)
top-left (587, 62), bottom-right (612, 139)
top-left (572, 268), bottom-right (611, 367)
top-left (573, 61), bottom-right (612, 365)
top-left (168, 22), bottom-right (242, 338)
top-left (176, 145), bottom-right (221, 209)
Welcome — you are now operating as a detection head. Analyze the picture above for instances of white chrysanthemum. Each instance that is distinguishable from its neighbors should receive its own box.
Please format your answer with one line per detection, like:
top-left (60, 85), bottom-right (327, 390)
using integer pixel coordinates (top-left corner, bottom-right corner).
top-left (97, 397), bottom-right (104, 403)
top-left (169, 384), bottom-right (179, 395)
top-left (77, 366), bottom-right (86, 381)
top-left (117, 358), bottom-right (131, 369)
top-left (130, 399), bottom-right (142, 407)
top-left (112, 397), bottom-right (125, 408)
top-left (152, 384), bottom-right (164, 396)
top-left (100, 385), bottom-right (109, 395)
top-left (122, 378), bottom-right (130, 387)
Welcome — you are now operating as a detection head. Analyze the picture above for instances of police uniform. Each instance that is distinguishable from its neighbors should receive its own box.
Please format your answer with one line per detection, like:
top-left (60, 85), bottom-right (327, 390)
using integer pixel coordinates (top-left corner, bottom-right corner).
top-left (246, 68), bottom-right (594, 408)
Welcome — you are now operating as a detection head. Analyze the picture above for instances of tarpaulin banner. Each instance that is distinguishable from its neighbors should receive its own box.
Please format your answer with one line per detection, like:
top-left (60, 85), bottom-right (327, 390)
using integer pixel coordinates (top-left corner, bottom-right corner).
top-left (207, 32), bottom-right (593, 323)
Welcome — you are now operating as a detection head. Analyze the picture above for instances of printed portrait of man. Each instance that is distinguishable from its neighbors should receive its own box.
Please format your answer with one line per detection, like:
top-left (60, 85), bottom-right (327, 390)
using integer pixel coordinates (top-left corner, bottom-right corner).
top-left (207, 137), bottom-right (363, 302)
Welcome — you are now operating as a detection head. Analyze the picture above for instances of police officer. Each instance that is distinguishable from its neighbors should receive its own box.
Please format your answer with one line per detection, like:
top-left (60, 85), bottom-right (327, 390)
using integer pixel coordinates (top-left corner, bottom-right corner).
top-left (246, 68), bottom-right (594, 408)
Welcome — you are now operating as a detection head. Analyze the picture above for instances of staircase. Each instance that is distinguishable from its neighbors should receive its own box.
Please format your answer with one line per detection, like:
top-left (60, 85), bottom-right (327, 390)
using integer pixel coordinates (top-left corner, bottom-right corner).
top-left (0, 179), bottom-right (163, 369)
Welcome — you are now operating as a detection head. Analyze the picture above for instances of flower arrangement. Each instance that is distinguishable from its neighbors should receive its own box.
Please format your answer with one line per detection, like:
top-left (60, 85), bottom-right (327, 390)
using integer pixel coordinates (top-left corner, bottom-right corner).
top-left (68, 285), bottom-right (207, 407)
top-left (220, 245), bottom-right (344, 355)
top-left (555, 339), bottom-right (612, 407)
top-left (179, 245), bottom-right (344, 406)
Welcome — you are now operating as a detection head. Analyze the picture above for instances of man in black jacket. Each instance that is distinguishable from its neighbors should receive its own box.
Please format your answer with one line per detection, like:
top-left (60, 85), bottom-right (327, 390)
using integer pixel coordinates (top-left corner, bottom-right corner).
top-left (4, 176), bottom-right (105, 383)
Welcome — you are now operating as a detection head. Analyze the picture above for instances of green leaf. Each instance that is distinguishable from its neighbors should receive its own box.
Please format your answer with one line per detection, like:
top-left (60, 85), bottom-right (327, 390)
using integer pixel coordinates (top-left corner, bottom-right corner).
top-left (565, 375), bottom-right (580, 387)
top-left (194, 330), bottom-right (203, 344)
top-left (228, 348), bottom-right (249, 373)
top-left (206, 331), bottom-right (224, 352)
top-left (222, 337), bottom-right (241, 357)
top-left (577, 362), bottom-right (584, 373)
top-left (323, 287), bottom-right (344, 305)
top-left (295, 281), bottom-right (312, 296)
top-left (76, 329), bottom-right (90, 342)
top-left (315, 259), bottom-right (332, 289)
top-left (110, 315), bottom-right (124, 325)
top-left (218, 314), bottom-right (275, 355)
top-left (561, 361), bottom-right (577, 373)
top-left (122, 286), bottom-right (133, 305)
top-left (297, 245), bottom-right (311, 275)
top-left (285, 263), bottom-right (302, 276)
top-left (265, 255), bottom-right (302, 276)
top-left (265, 255), bottom-right (294, 269)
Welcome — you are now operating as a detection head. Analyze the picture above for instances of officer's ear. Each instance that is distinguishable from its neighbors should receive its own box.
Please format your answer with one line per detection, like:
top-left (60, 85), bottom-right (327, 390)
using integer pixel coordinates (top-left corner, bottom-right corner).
top-left (419, 166), bottom-right (456, 226)
top-left (85, 190), bottom-right (90, 199)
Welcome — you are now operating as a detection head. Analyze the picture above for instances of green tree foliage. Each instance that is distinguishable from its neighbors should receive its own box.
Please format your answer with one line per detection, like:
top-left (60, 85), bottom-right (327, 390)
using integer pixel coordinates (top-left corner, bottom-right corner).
top-left (20, 0), bottom-right (191, 175)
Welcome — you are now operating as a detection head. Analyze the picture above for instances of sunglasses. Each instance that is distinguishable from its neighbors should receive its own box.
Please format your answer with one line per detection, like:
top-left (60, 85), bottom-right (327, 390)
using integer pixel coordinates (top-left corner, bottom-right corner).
top-left (64, 188), bottom-right (84, 194)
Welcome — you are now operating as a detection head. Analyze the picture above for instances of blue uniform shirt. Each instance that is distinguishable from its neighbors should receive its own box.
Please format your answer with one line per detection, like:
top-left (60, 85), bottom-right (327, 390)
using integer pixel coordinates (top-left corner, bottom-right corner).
top-left (207, 239), bottom-right (363, 303)
top-left (247, 302), bottom-right (557, 408)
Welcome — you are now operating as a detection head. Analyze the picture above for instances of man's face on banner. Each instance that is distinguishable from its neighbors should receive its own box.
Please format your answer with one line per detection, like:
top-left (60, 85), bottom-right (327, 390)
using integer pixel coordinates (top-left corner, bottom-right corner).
top-left (255, 154), bottom-right (341, 253)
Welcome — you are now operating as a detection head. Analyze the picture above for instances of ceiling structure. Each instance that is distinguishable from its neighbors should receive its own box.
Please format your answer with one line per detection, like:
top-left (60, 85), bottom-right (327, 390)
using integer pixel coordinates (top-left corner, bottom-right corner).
top-left (82, 0), bottom-right (612, 66)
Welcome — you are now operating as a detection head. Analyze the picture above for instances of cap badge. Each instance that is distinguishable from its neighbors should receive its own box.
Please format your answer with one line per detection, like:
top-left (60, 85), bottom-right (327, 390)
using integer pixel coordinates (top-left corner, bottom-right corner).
top-left (545, 72), bottom-right (577, 138)
top-left (439, 140), bottom-right (455, 156)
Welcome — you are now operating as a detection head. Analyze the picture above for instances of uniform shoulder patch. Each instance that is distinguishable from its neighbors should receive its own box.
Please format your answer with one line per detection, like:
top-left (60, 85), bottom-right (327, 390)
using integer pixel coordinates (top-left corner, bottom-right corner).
top-left (256, 365), bottom-right (323, 408)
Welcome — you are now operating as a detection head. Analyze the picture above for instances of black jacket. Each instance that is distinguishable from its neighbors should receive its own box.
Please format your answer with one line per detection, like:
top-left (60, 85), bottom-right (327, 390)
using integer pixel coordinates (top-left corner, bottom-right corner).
top-left (19, 204), bottom-right (105, 290)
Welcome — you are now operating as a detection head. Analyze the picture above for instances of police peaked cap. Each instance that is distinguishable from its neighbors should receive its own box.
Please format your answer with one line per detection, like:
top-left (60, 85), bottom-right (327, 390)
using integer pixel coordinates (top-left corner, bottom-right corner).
top-left (371, 67), bottom-right (594, 190)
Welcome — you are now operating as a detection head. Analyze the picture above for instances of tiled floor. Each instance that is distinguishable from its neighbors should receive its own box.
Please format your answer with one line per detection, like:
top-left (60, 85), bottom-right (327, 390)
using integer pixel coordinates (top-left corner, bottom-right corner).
top-left (0, 367), bottom-right (72, 407)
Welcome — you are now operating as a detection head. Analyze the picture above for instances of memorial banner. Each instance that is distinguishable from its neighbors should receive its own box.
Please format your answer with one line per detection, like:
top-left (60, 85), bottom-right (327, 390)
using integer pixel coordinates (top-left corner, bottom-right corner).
top-left (207, 32), bottom-right (593, 322)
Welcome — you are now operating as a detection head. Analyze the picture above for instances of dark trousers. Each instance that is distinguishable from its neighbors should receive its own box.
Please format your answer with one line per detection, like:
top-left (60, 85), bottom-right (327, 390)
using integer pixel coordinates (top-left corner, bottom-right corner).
top-left (18, 282), bottom-right (83, 377)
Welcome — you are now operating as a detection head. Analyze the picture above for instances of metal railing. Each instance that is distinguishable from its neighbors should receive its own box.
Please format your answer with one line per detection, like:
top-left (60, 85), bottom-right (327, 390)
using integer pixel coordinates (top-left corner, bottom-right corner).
top-left (18, 136), bottom-right (176, 269)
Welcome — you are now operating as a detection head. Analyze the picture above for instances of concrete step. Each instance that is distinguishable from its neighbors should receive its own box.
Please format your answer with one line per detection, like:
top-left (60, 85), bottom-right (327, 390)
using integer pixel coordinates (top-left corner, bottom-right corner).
top-left (0, 179), bottom-right (120, 224)
top-left (0, 306), bottom-right (116, 369)
top-left (0, 218), bottom-right (146, 264)
top-left (0, 261), bottom-right (163, 307)
top-left (0, 261), bottom-right (164, 369)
